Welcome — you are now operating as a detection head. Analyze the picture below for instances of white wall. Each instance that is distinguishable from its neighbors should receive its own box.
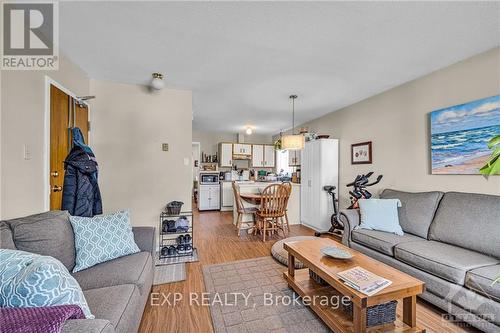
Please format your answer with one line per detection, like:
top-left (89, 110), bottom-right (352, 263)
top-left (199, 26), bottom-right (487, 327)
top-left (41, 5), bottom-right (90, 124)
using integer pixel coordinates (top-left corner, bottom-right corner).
top-left (298, 47), bottom-right (500, 207)
top-left (89, 80), bottom-right (193, 229)
top-left (0, 53), bottom-right (90, 219)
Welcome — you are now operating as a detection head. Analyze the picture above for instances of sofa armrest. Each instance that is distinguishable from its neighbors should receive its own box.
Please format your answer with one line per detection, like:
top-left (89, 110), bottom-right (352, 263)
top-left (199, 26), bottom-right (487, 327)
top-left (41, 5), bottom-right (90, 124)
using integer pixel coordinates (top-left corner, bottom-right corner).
top-left (61, 319), bottom-right (114, 333)
top-left (339, 209), bottom-right (360, 247)
top-left (133, 227), bottom-right (156, 257)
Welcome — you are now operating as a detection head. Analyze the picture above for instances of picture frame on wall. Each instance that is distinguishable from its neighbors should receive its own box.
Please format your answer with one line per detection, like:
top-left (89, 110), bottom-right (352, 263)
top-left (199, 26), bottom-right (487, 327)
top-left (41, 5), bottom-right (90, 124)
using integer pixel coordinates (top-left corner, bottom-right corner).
top-left (351, 141), bottom-right (372, 164)
top-left (430, 94), bottom-right (500, 175)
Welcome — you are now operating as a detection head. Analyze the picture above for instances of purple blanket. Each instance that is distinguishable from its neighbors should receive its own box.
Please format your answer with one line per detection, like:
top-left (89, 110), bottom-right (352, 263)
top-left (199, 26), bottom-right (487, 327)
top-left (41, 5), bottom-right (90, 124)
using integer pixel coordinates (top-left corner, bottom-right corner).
top-left (0, 305), bottom-right (85, 333)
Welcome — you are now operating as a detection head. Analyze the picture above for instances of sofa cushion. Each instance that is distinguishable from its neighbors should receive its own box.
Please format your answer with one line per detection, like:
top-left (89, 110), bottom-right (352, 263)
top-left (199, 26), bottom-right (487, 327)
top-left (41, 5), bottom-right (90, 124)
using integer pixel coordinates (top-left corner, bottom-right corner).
top-left (466, 265), bottom-right (500, 302)
top-left (84, 284), bottom-right (141, 333)
top-left (351, 229), bottom-right (423, 256)
top-left (429, 192), bottom-right (500, 259)
top-left (395, 241), bottom-right (499, 285)
top-left (0, 249), bottom-right (94, 319)
top-left (3, 211), bottom-right (76, 271)
top-left (0, 222), bottom-right (16, 249)
top-left (61, 319), bottom-right (115, 333)
top-left (72, 251), bottom-right (152, 295)
top-left (70, 210), bottom-right (140, 273)
top-left (357, 199), bottom-right (404, 235)
top-left (380, 189), bottom-right (443, 238)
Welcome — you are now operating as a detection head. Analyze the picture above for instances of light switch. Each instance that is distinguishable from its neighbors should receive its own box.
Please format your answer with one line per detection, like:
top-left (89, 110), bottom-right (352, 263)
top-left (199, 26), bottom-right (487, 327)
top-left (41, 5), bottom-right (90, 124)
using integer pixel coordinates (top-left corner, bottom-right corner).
top-left (23, 144), bottom-right (31, 160)
top-left (162, 143), bottom-right (169, 151)
top-left (183, 158), bottom-right (189, 166)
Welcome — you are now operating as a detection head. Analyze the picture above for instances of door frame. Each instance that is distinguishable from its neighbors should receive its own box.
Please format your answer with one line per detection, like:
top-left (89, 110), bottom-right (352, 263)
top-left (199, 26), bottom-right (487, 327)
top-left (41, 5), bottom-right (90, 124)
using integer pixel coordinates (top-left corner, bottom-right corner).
top-left (43, 76), bottom-right (90, 210)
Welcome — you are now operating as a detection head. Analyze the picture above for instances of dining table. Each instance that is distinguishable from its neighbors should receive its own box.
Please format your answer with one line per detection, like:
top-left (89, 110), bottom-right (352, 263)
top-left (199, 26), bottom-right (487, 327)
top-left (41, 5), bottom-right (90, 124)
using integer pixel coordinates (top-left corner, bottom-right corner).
top-left (239, 192), bottom-right (262, 205)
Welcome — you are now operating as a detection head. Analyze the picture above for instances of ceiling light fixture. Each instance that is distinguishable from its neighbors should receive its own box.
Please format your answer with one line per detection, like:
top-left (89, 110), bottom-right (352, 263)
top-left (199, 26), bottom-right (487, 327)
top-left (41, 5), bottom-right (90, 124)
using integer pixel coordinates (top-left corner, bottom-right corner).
top-left (282, 94), bottom-right (304, 150)
top-left (246, 127), bottom-right (253, 135)
top-left (150, 73), bottom-right (164, 90)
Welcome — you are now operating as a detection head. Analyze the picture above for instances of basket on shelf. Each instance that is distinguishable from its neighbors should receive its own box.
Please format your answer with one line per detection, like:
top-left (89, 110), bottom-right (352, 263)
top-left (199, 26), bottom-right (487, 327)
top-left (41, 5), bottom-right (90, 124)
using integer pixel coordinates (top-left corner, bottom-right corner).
top-left (343, 300), bottom-right (397, 327)
top-left (165, 201), bottom-right (184, 215)
top-left (308, 269), bottom-right (397, 327)
top-left (309, 269), bottom-right (329, 286)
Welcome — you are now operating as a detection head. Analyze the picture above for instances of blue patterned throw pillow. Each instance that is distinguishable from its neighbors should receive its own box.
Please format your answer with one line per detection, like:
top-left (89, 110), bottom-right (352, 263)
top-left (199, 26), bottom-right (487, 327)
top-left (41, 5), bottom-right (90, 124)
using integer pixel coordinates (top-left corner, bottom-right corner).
top-left (0, 249), bottom-right (94, 318)
top-left (70, 210), bottom-right (140, 273)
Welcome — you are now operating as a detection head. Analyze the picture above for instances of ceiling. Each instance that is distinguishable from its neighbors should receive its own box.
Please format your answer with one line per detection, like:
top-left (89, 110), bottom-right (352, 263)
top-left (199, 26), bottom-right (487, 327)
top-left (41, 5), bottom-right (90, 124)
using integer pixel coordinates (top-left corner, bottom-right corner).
top-left (59, 1), bottom-right (500, 134)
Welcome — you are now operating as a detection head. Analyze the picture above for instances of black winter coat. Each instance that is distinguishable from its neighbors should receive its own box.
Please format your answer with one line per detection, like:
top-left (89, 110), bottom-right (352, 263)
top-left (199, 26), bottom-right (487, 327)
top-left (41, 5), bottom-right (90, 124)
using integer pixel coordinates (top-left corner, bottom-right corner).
top-left (62, 145), bottom-right (103, 217)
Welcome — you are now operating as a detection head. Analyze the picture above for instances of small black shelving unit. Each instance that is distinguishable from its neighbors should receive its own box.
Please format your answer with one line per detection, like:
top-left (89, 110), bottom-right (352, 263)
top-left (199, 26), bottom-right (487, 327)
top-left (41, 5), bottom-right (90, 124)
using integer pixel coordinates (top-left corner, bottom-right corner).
top-left (159, 211), bottom-right (196, 262)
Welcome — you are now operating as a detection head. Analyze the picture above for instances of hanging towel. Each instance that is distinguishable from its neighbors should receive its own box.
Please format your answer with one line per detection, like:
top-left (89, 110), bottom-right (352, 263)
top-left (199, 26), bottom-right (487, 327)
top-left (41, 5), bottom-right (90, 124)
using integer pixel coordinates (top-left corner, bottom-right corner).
top-left (62, 127), bottom-right (102, 217)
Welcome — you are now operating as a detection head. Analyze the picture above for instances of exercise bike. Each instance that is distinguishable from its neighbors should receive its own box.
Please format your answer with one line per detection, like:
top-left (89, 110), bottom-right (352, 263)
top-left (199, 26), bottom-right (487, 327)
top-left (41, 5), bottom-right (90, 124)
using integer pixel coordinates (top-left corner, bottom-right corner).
top-left (314, 185), bottom-right (343, 238)
top-left (346, 172), bottom-right (383, 209)
top-left (314, 172), bottom-right (383, 238)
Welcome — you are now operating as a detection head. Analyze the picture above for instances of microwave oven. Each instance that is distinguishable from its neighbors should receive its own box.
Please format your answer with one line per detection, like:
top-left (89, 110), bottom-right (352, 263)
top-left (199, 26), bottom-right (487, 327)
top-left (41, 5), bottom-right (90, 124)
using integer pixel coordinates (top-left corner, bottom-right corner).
top-left (200, 173), bottom-right (219, 184)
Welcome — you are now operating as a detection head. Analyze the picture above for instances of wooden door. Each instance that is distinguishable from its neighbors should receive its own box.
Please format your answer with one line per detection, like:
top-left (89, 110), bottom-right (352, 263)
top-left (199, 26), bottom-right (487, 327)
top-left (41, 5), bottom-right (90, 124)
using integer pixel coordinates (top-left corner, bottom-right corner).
top-left (49, 85), bottom-right (89, 210)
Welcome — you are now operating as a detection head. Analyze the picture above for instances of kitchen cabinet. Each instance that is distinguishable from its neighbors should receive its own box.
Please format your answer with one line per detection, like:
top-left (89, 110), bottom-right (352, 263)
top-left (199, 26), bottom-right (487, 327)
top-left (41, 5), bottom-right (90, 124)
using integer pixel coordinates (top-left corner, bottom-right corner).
top-left (199, 184), bottom-right (220, 211)
top-left (219, 143), bottom-right (233, 167)
top-left (288, 150), bottom-right (301, 166)
top-left (300, 139), bottom-right (338, 231)
top-left (264, 145), bottom-right (275, 167)
top-left (251, 144), bottom-right (264, 167)
top-left (233, 143), bottom-right (252, 156)
top-left (221, 182), bottom-right (234, 211)
top-left (252, 144), bottom-right (275, 168)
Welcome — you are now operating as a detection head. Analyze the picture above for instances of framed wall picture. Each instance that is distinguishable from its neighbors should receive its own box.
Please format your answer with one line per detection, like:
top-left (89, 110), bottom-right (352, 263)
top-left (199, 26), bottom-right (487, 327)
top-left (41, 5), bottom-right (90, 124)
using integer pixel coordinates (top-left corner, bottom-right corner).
top-left (351, 141), bottom-right (372, 164)
top-left (430, 94), bottom-right (500, 175)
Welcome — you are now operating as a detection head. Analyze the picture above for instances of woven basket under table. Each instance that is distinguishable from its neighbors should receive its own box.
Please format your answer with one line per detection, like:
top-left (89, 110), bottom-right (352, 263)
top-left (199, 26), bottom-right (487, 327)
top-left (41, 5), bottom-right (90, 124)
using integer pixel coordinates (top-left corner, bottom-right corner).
top-left (308, 269), bottom-right (397, 327)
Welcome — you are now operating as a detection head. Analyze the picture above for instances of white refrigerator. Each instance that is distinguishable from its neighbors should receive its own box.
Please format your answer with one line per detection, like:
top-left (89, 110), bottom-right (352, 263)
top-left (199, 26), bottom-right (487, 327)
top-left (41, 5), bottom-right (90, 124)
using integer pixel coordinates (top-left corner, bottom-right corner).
top-left (300, 139), bottom-right (339, 231)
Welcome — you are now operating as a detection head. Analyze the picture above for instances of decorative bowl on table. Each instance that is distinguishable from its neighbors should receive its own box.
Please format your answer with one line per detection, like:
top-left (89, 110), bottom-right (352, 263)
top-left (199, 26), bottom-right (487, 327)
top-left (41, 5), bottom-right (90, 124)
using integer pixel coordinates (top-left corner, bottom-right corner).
top-left (321, 246), bottom-right (353, 260)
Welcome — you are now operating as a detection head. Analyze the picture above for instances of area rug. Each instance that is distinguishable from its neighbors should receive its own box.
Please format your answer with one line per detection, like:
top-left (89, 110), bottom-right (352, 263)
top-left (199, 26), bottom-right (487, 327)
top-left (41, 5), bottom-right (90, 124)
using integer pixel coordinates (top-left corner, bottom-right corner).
top-left (202, 256), bottom-right (330, 333)
top-left (154, 263), bottom-right (186, 285)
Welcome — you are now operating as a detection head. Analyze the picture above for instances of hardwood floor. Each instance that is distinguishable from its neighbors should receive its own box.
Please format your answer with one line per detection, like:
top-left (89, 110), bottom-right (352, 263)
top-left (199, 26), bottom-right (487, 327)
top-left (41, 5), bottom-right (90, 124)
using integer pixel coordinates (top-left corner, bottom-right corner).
top-left (138, 209), bottom-right (480, 333)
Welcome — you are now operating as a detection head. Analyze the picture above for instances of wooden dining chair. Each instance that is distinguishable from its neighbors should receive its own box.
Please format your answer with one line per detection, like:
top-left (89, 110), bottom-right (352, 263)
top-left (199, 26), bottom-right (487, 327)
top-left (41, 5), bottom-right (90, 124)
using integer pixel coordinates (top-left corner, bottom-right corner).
top-left (255, 184), bottom-right (289, 241)
top-left (232, 182), bottom-right (258, 236)
top-left (281, 182), bottom-right (292, 232)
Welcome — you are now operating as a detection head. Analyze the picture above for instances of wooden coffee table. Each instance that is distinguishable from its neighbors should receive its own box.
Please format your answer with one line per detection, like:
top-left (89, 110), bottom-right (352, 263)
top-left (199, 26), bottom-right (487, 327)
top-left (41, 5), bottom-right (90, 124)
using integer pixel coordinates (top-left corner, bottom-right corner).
top-left (283, 238), bottom-right (425, 333)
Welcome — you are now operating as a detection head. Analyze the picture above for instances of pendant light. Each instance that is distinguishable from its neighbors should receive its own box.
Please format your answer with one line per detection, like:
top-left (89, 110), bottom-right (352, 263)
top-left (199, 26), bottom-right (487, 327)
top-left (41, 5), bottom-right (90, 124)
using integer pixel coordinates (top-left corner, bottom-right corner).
top-left (282, 94), bottom-right (305, 150)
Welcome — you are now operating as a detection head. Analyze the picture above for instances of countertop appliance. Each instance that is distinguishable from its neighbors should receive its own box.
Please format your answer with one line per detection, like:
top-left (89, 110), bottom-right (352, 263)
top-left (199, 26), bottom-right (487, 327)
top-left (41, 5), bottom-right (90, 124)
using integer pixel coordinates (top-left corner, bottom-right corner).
top-left (200, 172), bottom-right (219, 185)
top-left (224, 170), bottom-right (239, 181)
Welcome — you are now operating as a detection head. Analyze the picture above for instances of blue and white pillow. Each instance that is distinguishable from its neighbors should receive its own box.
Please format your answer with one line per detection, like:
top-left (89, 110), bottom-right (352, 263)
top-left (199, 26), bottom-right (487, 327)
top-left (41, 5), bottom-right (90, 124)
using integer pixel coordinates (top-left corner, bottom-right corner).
top-left (0, 249), bottom-right (94, 318)
top-left (70, 210), bottom-right (140, 273)
top-left (357, 199), bottom-right (404, 235)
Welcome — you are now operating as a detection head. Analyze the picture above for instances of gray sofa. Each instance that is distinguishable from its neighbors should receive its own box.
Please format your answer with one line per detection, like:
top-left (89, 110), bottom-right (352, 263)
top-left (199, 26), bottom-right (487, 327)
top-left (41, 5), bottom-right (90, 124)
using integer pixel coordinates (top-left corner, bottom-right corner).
top-left (340, 190), bottom-right (500, 332)
top-left (0, 210), bottom-right (155, 333)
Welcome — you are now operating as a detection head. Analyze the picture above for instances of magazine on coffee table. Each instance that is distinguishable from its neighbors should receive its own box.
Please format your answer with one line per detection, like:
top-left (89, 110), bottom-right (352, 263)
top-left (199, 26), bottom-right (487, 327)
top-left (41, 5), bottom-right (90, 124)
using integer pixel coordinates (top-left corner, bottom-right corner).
top-left (337, 266), bottom-right (392, 296)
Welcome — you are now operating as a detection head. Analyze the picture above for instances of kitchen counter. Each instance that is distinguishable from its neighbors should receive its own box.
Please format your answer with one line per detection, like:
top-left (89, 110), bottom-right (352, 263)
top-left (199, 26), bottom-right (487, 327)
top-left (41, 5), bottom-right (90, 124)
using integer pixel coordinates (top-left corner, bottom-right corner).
top-left (233, 182), bottom-right (301, 229)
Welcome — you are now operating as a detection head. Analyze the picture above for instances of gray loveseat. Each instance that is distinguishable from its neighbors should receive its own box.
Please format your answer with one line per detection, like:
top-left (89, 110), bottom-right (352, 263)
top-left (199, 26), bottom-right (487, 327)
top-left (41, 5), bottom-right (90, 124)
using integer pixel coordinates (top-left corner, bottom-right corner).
top-left (340, 190), bottom-right (500, 332)
top-left (0, 210), bottom-right (155, 333)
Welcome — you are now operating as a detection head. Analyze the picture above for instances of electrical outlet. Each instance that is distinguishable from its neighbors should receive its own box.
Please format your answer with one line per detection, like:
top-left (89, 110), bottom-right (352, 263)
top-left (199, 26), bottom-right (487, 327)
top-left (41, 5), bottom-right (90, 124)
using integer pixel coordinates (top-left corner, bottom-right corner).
top-left (162, 143), bottom-right (169, 151)
top-left (23, 144), bottom-right (31, 160)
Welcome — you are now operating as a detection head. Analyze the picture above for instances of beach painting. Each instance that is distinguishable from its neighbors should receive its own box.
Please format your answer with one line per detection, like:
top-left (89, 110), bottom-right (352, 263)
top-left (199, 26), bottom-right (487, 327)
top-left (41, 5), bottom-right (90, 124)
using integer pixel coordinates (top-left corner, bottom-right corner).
top-left (431, 94), bottom-right (500, 175)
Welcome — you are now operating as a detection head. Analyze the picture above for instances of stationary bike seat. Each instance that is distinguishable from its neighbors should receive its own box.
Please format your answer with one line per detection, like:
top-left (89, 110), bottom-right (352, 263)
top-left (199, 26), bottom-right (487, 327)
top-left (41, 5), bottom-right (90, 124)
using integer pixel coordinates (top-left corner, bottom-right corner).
top-left (323, 186), bottom-right (336, 193)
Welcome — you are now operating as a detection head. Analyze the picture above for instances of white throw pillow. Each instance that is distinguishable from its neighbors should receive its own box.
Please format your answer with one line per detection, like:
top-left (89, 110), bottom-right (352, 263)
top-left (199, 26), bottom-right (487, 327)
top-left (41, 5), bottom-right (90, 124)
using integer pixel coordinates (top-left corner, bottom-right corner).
top-left (357, 199), bottom-right (404, 235)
